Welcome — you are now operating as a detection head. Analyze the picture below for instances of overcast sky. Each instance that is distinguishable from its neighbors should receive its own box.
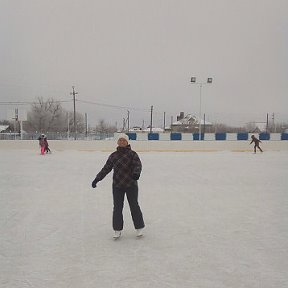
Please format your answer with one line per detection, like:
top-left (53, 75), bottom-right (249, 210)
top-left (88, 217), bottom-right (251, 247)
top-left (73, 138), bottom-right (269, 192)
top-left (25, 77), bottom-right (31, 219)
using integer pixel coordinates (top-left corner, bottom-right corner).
top-left (0, 0), bottom-right (287, 128)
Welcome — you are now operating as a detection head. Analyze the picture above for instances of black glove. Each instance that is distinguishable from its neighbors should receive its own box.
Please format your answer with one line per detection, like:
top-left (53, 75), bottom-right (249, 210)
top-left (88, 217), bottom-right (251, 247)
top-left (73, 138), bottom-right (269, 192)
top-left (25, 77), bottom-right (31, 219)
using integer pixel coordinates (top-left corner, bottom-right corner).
top-left (92, 179), bottom-right (98, 188)
top-left (132, 173), bottom-right (140, 180)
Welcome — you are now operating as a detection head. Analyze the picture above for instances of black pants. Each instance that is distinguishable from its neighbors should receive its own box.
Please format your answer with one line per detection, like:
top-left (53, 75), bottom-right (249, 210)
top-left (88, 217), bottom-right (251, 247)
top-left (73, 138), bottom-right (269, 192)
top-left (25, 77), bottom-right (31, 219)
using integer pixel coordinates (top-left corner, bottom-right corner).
top-left (112, 184), bottom-right (145, 231)
top-left (254, 144), bottom-right (263, 153)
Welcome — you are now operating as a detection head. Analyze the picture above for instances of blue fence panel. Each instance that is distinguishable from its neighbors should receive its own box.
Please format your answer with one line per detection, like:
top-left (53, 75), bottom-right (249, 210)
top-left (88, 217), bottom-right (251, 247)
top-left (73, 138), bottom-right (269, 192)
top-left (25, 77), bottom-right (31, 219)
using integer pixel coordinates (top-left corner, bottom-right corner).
top-left (148, 133), bottom-right (159, 140)
top-left (127, 132), bottom-right (137, 140)
top-left (215, 133), bottom-right (226, 140)
top-left (170, 133), bottom-right (182, 140)
top-left (193, 133), bottom-right (204, 140)
top-left (237, 133), bottom-right (248, 140)
top-left (259, 133), bottom-right (270, 140)
top-left (281, 133), bottom-right (288, 140)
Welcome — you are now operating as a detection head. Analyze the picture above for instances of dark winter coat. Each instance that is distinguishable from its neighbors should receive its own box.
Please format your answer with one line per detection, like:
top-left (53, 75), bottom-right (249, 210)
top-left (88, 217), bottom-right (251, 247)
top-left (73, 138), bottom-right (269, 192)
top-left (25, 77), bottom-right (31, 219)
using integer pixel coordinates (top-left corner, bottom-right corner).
top-left (250, 137), bottom-right (261, 145)
top-left (44, 138), bottom-right (49, 148)
top-left (94, 145), bottom-right (142, 188)
top-left (39, 137), bottom-right (46, 148)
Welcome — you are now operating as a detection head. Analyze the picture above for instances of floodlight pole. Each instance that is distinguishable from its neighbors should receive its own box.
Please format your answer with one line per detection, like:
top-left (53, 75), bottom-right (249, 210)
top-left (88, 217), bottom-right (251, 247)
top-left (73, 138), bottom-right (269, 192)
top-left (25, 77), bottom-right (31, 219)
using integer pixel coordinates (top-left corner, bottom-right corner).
top-left (190, 77), bottom-right (213, 140)
top-left (199, 83), bottom-right (203, 138)
top-left (150, 105), bottom-right (153, 133)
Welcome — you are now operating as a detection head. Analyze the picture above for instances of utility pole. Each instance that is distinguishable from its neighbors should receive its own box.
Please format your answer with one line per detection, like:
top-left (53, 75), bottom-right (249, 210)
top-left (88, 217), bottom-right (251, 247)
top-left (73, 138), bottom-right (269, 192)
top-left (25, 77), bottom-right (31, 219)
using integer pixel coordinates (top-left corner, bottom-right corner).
top-left (163, 112), bottom-right (166, 131)
top-left (70, 86), bottom-right (78, 140)
top-left (123, 118), bottom-right (126, 132)
top-left (85, 113), bottom-right (88, 138)
top-left (13, 108), bottom-right (19, 140)
top-left (150, 105), bottom-right (153, 133)
top-left (67, 112), bottom-right (70, 140)
top-left (127, 110), bottom-right (130, 133)
top-left (272, 112), bottom-right (276, 132)
top-left (203, 113), bottom-right (206, 135)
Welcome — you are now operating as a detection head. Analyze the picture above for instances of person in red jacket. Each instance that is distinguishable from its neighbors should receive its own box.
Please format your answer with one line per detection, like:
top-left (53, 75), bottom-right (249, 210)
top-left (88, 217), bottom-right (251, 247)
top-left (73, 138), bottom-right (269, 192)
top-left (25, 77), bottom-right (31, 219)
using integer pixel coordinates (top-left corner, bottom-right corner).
top-left (250, 135), bottom-right (263, 153)
top-left (44, 136), bottom-right (51, 154)
top-left (38, 134), bottom-right (46, 155)
top-left (91, 134), bottom-right (145, 239)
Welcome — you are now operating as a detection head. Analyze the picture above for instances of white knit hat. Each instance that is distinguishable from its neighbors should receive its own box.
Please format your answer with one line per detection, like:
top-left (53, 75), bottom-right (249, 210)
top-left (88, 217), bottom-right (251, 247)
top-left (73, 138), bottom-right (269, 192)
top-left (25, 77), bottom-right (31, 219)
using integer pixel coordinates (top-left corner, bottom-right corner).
top-left (117, 133), bottom-right (129, 142)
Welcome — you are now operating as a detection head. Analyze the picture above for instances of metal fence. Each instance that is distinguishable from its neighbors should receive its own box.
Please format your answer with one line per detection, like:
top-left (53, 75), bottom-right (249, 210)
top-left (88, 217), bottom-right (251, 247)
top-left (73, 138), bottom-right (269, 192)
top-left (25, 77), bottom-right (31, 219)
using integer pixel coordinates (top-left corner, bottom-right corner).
top-left (0, 132), bottom-right (115, 140)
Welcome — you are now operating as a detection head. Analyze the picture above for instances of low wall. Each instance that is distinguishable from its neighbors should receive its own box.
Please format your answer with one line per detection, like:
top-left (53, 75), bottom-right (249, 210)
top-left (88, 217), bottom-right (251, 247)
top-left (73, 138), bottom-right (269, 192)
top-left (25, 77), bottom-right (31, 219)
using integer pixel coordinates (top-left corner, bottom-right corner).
top-left (127, 132), bottom-right (288, 141)
top-left (0, 139), bottom-right (287, 152)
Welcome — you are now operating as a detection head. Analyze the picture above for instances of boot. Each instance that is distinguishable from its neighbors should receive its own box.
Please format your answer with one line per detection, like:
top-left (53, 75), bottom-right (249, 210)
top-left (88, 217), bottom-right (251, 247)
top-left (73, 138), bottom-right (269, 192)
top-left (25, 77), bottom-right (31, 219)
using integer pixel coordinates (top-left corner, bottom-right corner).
top-left (113, 230), bottom-right (121, 239)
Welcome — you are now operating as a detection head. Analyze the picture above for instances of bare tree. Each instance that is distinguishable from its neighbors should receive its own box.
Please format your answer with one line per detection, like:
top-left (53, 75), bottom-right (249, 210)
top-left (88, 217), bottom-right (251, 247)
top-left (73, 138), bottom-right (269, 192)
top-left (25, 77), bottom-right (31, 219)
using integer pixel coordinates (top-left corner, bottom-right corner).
top-left (0, 120), bottom-right (16, 132)
top-left (95, 119), bottom-right (117, 134)
top-left (26, 97), bottom-right (67, 132)
top-left (67, 111), bottom-right (85, 133)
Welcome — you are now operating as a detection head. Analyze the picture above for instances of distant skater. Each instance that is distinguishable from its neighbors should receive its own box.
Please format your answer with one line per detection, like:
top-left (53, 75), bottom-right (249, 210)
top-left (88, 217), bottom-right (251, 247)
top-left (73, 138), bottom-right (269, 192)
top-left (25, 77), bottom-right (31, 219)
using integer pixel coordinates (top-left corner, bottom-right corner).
top-left (44, 135), bottom-right (51, 154)
top-left (38, 134), bottom-right (46, 155)
top-left (250, 135), bottom-right (263, 153)
top-left (91, 133), bottom-right (145, 239)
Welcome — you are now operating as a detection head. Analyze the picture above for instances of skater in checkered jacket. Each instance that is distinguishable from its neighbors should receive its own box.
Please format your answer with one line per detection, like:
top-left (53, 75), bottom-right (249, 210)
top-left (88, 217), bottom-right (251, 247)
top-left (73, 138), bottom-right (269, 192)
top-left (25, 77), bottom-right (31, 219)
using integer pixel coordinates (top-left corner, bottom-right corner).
top-left (91, 133), bottom-right (145, 238)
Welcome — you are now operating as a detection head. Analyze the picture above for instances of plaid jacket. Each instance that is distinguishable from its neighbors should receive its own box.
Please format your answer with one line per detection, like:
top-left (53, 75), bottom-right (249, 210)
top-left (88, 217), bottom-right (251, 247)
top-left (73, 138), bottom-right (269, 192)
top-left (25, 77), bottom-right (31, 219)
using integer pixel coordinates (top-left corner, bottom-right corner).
top-left (95, 145), bottom-right (142, 188)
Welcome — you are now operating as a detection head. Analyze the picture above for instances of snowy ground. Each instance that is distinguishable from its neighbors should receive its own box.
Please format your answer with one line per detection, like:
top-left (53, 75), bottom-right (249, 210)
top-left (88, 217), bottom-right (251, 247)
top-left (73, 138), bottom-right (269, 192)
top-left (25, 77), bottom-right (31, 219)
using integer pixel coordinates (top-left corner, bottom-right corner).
top-left (1, 148), bottom-right (288, 288)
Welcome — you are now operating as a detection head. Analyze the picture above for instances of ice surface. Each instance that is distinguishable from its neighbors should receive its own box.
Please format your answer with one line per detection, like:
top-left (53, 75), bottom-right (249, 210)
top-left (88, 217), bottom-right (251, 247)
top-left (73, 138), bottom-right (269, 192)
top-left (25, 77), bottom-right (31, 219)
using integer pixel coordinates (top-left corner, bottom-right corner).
top-left (1, 149), bottom-right (288, 288)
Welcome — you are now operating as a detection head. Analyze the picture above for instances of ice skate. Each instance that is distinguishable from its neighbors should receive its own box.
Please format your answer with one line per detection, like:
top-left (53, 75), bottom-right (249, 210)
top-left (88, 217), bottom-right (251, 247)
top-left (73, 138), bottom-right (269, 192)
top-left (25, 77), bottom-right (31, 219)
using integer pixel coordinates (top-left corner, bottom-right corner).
top-left (113, 230), bottom-right (121, 239)
top-left (136, 228), bottom-right (143, 238)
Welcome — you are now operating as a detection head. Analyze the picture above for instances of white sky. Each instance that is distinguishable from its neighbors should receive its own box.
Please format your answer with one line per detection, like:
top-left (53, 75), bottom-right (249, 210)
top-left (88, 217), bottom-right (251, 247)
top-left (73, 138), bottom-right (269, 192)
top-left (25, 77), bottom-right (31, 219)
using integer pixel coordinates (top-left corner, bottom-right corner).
top-left (0, 0), bottom-right (288, 128)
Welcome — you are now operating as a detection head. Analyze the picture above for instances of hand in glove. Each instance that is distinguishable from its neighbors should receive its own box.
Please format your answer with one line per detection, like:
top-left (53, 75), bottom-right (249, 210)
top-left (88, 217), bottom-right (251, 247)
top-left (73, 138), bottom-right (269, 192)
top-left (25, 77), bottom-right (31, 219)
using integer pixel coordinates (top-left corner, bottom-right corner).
top-left (92, 179), bottom-right (98, 188)
top-left (132, 173), bottom-right (140, 180)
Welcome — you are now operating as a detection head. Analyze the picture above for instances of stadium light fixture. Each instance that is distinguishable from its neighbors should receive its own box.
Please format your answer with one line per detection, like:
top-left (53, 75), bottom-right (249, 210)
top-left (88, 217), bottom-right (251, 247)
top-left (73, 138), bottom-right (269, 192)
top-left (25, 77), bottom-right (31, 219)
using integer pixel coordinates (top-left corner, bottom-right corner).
top-left (190, 77), bottom-right (213, 140)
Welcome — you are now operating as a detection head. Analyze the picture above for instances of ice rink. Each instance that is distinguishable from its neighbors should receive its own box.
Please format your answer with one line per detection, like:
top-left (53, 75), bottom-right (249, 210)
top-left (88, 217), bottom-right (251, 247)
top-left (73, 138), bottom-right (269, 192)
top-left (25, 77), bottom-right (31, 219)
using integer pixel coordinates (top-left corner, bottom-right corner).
top-left (1, 147), bottom-right (288, 288)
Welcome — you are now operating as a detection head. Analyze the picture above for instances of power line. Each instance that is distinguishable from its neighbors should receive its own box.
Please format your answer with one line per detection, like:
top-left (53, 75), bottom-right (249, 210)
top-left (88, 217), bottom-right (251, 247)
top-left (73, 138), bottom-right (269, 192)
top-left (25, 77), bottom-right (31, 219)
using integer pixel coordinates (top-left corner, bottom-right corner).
top-left (0, 98), bottom-right (155, 113)
top-left (0, 101), bottom-right (32, 105)
top-left (0, 100), bottom-right (72, 105)
top-left (0, 98), bottom-right (168, 122)
top-left (76, 99), bottom-right (150, 112)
